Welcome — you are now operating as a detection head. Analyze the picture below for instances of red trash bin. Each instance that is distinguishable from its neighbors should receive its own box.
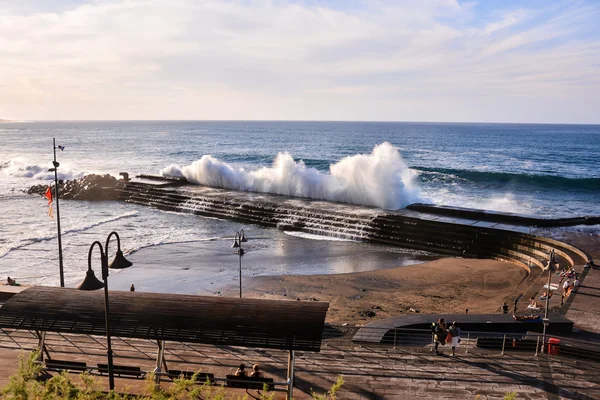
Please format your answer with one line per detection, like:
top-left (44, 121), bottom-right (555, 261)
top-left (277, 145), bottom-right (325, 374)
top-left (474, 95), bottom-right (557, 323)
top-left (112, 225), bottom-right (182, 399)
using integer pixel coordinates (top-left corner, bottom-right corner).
top-left (548, 338), bottom-right (560, 355)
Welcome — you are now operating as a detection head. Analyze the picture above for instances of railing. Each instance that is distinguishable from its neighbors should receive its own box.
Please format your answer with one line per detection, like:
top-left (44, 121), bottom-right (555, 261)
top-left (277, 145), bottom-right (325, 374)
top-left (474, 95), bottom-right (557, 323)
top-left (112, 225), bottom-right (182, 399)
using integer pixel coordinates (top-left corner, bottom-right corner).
top-left (3, 323), bottom-right (600, 382)
top-left (322, 324), bottom-right (600, 361)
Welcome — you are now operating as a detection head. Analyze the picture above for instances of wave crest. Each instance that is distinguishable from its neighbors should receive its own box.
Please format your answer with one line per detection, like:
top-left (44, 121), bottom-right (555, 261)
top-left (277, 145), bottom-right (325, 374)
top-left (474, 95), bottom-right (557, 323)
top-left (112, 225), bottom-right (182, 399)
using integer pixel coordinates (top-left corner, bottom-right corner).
top-left (416, 167), bottom-right (600, 191)
top-left (161, 142), bottom-right (423, 210)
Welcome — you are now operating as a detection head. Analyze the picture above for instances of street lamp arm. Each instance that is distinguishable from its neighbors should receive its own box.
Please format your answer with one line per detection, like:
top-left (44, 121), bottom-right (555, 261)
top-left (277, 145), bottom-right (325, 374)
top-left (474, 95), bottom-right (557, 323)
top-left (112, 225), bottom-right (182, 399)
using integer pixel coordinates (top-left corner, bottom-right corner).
top-left (88, 241), bottom-right (106, 274)
top-left (105, 231), bottom-right (122, 253)
top-left (105, 231), bottom-right (133, 271)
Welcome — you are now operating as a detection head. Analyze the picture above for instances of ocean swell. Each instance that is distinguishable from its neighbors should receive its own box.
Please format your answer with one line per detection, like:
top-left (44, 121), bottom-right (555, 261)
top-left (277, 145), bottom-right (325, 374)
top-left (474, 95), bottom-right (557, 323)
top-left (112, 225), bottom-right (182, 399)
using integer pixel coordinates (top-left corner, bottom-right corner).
top-left (161, 142), bottom-right (423, 210)
top-left (415, 167), bottom-right (600, 191)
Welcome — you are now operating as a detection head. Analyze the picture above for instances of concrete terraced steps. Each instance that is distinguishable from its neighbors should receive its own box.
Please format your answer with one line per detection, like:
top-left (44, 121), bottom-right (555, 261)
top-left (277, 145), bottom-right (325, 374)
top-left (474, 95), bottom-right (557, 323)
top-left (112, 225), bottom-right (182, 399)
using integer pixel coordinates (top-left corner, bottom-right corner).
top-left (114, 180), bottom-right (590, 305)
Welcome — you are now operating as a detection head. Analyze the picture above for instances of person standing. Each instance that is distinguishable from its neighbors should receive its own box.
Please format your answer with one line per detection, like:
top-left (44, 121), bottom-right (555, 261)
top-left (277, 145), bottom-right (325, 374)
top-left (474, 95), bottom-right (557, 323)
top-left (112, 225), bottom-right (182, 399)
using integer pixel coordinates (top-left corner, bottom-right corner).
top-left (448, 322), bottom-right (461, 356)
top-left (130, 284), bottom-right (135, 292)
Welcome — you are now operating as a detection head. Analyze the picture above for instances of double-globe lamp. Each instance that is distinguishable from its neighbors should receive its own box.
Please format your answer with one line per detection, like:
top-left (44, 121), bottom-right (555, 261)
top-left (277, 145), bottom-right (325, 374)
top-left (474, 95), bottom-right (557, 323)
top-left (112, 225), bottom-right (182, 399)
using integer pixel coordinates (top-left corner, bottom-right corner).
top-left (232, 229), bottom-right (247, 299)
top-left (76, 231), bottom-right (133, 391)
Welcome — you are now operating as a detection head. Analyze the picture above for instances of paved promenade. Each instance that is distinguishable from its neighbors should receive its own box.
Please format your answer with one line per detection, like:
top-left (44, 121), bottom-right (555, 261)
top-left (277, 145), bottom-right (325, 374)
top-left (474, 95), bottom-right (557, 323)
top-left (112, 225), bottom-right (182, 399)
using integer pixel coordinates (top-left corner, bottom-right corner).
top-left (565, 264), bottom-right (600, 336)
top-left (1, 255), bottom-right (599, 398)
top-left (0, 329), bottom-right (598, 399)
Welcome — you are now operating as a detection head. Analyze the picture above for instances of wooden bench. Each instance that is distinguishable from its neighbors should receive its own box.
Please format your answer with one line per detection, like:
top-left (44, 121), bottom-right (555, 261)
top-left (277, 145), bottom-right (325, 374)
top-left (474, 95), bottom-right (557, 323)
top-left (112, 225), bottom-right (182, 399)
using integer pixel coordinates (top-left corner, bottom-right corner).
top-left (45, 359), bottom-right (89, 373)
top-left (225, 375), bottom-right (274, 390)
top-left (97, 363), bottom-right (145, 378)
top-left (168, 369), bottom-right (215, 383)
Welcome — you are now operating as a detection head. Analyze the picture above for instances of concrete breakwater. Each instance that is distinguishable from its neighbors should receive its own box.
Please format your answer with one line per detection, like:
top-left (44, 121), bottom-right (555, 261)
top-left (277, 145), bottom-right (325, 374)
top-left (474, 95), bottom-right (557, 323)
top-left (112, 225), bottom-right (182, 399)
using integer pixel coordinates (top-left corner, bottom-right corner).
top-left (109, 176), bottom-right (590, 276)
top-left (30, 173), bottom-right (590, 281)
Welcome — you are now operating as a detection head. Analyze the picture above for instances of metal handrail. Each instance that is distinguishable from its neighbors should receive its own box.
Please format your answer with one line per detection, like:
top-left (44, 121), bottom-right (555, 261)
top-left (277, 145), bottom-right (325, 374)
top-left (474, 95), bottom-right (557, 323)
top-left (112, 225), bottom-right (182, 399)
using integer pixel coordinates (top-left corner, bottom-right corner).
top-left (322, 324), bottom-right (600, 357)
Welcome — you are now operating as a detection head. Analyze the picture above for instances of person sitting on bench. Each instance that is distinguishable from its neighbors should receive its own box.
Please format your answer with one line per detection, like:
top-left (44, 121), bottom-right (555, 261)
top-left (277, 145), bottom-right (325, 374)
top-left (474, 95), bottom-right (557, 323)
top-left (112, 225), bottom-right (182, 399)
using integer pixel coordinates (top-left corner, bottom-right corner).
top-left (235, 364), bottom-right (246, 377)
top-left (248, 364), bottom-right (264, 394)
top-left (250, 364), bottom-right (263, 378)
top-left (529, 297), bottom-right (538, 307)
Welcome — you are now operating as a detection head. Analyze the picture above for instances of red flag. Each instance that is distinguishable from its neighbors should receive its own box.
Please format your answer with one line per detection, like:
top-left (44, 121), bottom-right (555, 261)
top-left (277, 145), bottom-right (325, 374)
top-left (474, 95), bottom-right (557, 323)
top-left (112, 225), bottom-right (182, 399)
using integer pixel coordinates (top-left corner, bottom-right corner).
top-left (44, 186), bottom-right (53, 204)
top-left (44, 186), bottom-right (54, 218)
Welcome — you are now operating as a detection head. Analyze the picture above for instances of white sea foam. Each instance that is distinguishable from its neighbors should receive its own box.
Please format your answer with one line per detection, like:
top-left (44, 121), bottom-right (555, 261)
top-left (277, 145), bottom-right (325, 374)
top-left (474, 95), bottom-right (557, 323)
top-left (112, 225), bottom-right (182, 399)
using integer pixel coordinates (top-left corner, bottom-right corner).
top-left (0, 210), bottom-right (139, 259)
top-left (478, 194), bottom-right (523, 214)
top-left (4, 158), bottom-right (85, 181)
top-left (161, 142), bottom-right (423, 210)
top-left (282, 231), bottom-right (356, 242)
top-left (126, 236), bottom-right (223, 255)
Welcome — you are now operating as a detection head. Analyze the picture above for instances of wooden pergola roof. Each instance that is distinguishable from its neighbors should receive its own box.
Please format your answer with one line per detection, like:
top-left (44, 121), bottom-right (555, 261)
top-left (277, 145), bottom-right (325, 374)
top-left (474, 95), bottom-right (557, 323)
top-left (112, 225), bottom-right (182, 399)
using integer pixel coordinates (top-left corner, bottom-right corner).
top-left (0, 287), bottom-right (329, 352)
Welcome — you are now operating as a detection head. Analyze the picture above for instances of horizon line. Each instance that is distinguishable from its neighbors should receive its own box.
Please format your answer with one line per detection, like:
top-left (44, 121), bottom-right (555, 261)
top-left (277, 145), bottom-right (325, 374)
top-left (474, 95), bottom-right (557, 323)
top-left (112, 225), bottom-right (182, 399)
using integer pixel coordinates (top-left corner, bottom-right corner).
top-left (3, 119), bottom-right (600, 126)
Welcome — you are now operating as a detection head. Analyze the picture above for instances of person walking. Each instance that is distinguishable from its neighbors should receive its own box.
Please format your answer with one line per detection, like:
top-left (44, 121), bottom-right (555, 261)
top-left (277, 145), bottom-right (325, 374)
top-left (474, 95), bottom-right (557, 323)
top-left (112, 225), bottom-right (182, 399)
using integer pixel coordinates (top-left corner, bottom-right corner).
top-left (433, 318), bottom-right (447, 355)
top-left (562, 280), bottom-right (571, 296)
top-left (448, 321), bottom-right (461, 356)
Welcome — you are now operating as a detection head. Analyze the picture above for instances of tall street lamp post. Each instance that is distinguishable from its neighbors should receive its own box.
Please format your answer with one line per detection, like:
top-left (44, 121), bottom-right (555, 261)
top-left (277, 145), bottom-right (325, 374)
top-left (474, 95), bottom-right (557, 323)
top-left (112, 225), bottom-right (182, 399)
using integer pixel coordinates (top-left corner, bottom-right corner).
top-left (48, 138), bottom-right (64, 287)
top-left (541, 249), bottom-right (556, 354)
top-left (232, 229), bottom-right (247, 299)
top-left (77, 231), bottom-right (133, 391)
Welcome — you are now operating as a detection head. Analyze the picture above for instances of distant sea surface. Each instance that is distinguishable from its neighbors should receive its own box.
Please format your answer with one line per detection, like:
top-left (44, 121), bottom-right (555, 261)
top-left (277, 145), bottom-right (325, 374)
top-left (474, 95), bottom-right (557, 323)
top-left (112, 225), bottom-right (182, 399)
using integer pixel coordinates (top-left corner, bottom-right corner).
top-left (1, 121), bottom-right (598, 288)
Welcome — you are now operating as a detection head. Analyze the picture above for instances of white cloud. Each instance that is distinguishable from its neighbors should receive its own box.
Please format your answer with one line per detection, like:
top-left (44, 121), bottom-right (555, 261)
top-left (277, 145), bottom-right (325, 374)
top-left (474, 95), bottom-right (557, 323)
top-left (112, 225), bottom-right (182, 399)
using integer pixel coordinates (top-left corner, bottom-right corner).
top-left (0, 0), bottom-right (599, 123)
top-left (482, 9), bottom-right (528, 36)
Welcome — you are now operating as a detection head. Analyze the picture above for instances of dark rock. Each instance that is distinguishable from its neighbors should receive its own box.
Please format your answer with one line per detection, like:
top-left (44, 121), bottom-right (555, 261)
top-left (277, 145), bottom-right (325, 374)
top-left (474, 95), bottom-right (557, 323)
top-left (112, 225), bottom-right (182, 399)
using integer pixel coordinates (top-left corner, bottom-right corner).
top-left (28, 174), bottom-right (120, 201)
top-left (359, 310), bottom-right (377, 318)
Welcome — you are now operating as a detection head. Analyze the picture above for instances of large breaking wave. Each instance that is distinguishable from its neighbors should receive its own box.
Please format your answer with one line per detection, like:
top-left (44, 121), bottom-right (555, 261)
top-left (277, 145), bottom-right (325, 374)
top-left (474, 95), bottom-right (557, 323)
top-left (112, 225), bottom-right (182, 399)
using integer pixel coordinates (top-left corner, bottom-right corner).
top-left (161, 142), bottom-right (423, 210)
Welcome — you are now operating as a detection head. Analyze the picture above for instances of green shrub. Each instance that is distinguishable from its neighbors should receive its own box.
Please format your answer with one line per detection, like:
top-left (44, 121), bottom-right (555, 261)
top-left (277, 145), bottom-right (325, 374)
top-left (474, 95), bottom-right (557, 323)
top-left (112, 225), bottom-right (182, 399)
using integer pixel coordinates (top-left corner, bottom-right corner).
top-left (310, 375), bottom-right (344, 400)
top-left (2, 351), bottom-right (344, 400)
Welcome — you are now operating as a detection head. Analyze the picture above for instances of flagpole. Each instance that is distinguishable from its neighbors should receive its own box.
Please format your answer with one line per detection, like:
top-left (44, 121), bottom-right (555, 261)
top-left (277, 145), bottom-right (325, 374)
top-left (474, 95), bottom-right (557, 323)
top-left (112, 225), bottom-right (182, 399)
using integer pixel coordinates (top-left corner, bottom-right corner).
top-left (52, 138), bottom-right (65, 287)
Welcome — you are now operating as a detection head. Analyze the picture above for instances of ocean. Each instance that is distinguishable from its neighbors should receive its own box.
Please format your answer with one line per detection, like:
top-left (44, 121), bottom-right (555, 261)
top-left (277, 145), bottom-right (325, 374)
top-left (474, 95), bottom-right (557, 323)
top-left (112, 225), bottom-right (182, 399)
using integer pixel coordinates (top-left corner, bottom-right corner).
top-left (1, 121), bottom-right (599, 290)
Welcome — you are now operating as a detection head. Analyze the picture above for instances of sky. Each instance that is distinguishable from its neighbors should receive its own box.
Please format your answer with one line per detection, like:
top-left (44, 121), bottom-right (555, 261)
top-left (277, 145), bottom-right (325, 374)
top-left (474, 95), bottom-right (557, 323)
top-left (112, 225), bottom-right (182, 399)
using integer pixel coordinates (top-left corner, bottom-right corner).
top-left (1, 0), bottom-right (599, 123)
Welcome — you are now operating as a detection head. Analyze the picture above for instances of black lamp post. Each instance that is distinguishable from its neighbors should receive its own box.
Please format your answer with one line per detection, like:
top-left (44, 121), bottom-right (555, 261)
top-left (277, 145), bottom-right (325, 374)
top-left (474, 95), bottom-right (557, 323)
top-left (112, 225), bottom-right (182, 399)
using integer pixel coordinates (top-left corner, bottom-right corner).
top-left (48, 138), bottom-right (64, 287)
top-left (541, 249), bottom-right (556, 353)
top-left (232, 229), bottom-right (247, 299)
top-left (77, 231), bottom-right (132, 391)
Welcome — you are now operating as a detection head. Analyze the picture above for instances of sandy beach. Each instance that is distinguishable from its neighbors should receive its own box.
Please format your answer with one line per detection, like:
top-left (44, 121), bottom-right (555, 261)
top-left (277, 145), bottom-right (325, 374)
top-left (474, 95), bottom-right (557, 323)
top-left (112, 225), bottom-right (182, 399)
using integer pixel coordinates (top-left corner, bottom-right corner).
top-left (104, 229), bottom-right (600, 325)
top-left (229, 258), bottom-right (528, 324)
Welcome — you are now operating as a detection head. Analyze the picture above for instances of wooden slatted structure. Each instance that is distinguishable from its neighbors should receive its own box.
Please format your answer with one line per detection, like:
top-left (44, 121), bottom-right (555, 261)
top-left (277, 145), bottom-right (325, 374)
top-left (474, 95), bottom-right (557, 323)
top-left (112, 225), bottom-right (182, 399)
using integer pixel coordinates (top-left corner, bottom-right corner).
top-left (0, 286), bottom-right (328, 352)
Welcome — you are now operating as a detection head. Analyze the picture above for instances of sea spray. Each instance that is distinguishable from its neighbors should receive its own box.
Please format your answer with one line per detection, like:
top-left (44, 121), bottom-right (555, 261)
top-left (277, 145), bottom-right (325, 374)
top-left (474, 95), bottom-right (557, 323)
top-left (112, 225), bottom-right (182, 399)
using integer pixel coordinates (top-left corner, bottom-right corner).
top-left (4, 158), bottom-right (84, 181)
top-left (161, 142), bottom-right (424, 210)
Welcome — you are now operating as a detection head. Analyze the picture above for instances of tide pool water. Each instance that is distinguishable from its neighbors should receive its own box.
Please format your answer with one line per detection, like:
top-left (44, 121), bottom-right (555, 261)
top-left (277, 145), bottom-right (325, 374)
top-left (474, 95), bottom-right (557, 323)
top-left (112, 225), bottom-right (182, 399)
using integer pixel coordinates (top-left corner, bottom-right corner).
top-left (1, 121), bottom-right (598, 288)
